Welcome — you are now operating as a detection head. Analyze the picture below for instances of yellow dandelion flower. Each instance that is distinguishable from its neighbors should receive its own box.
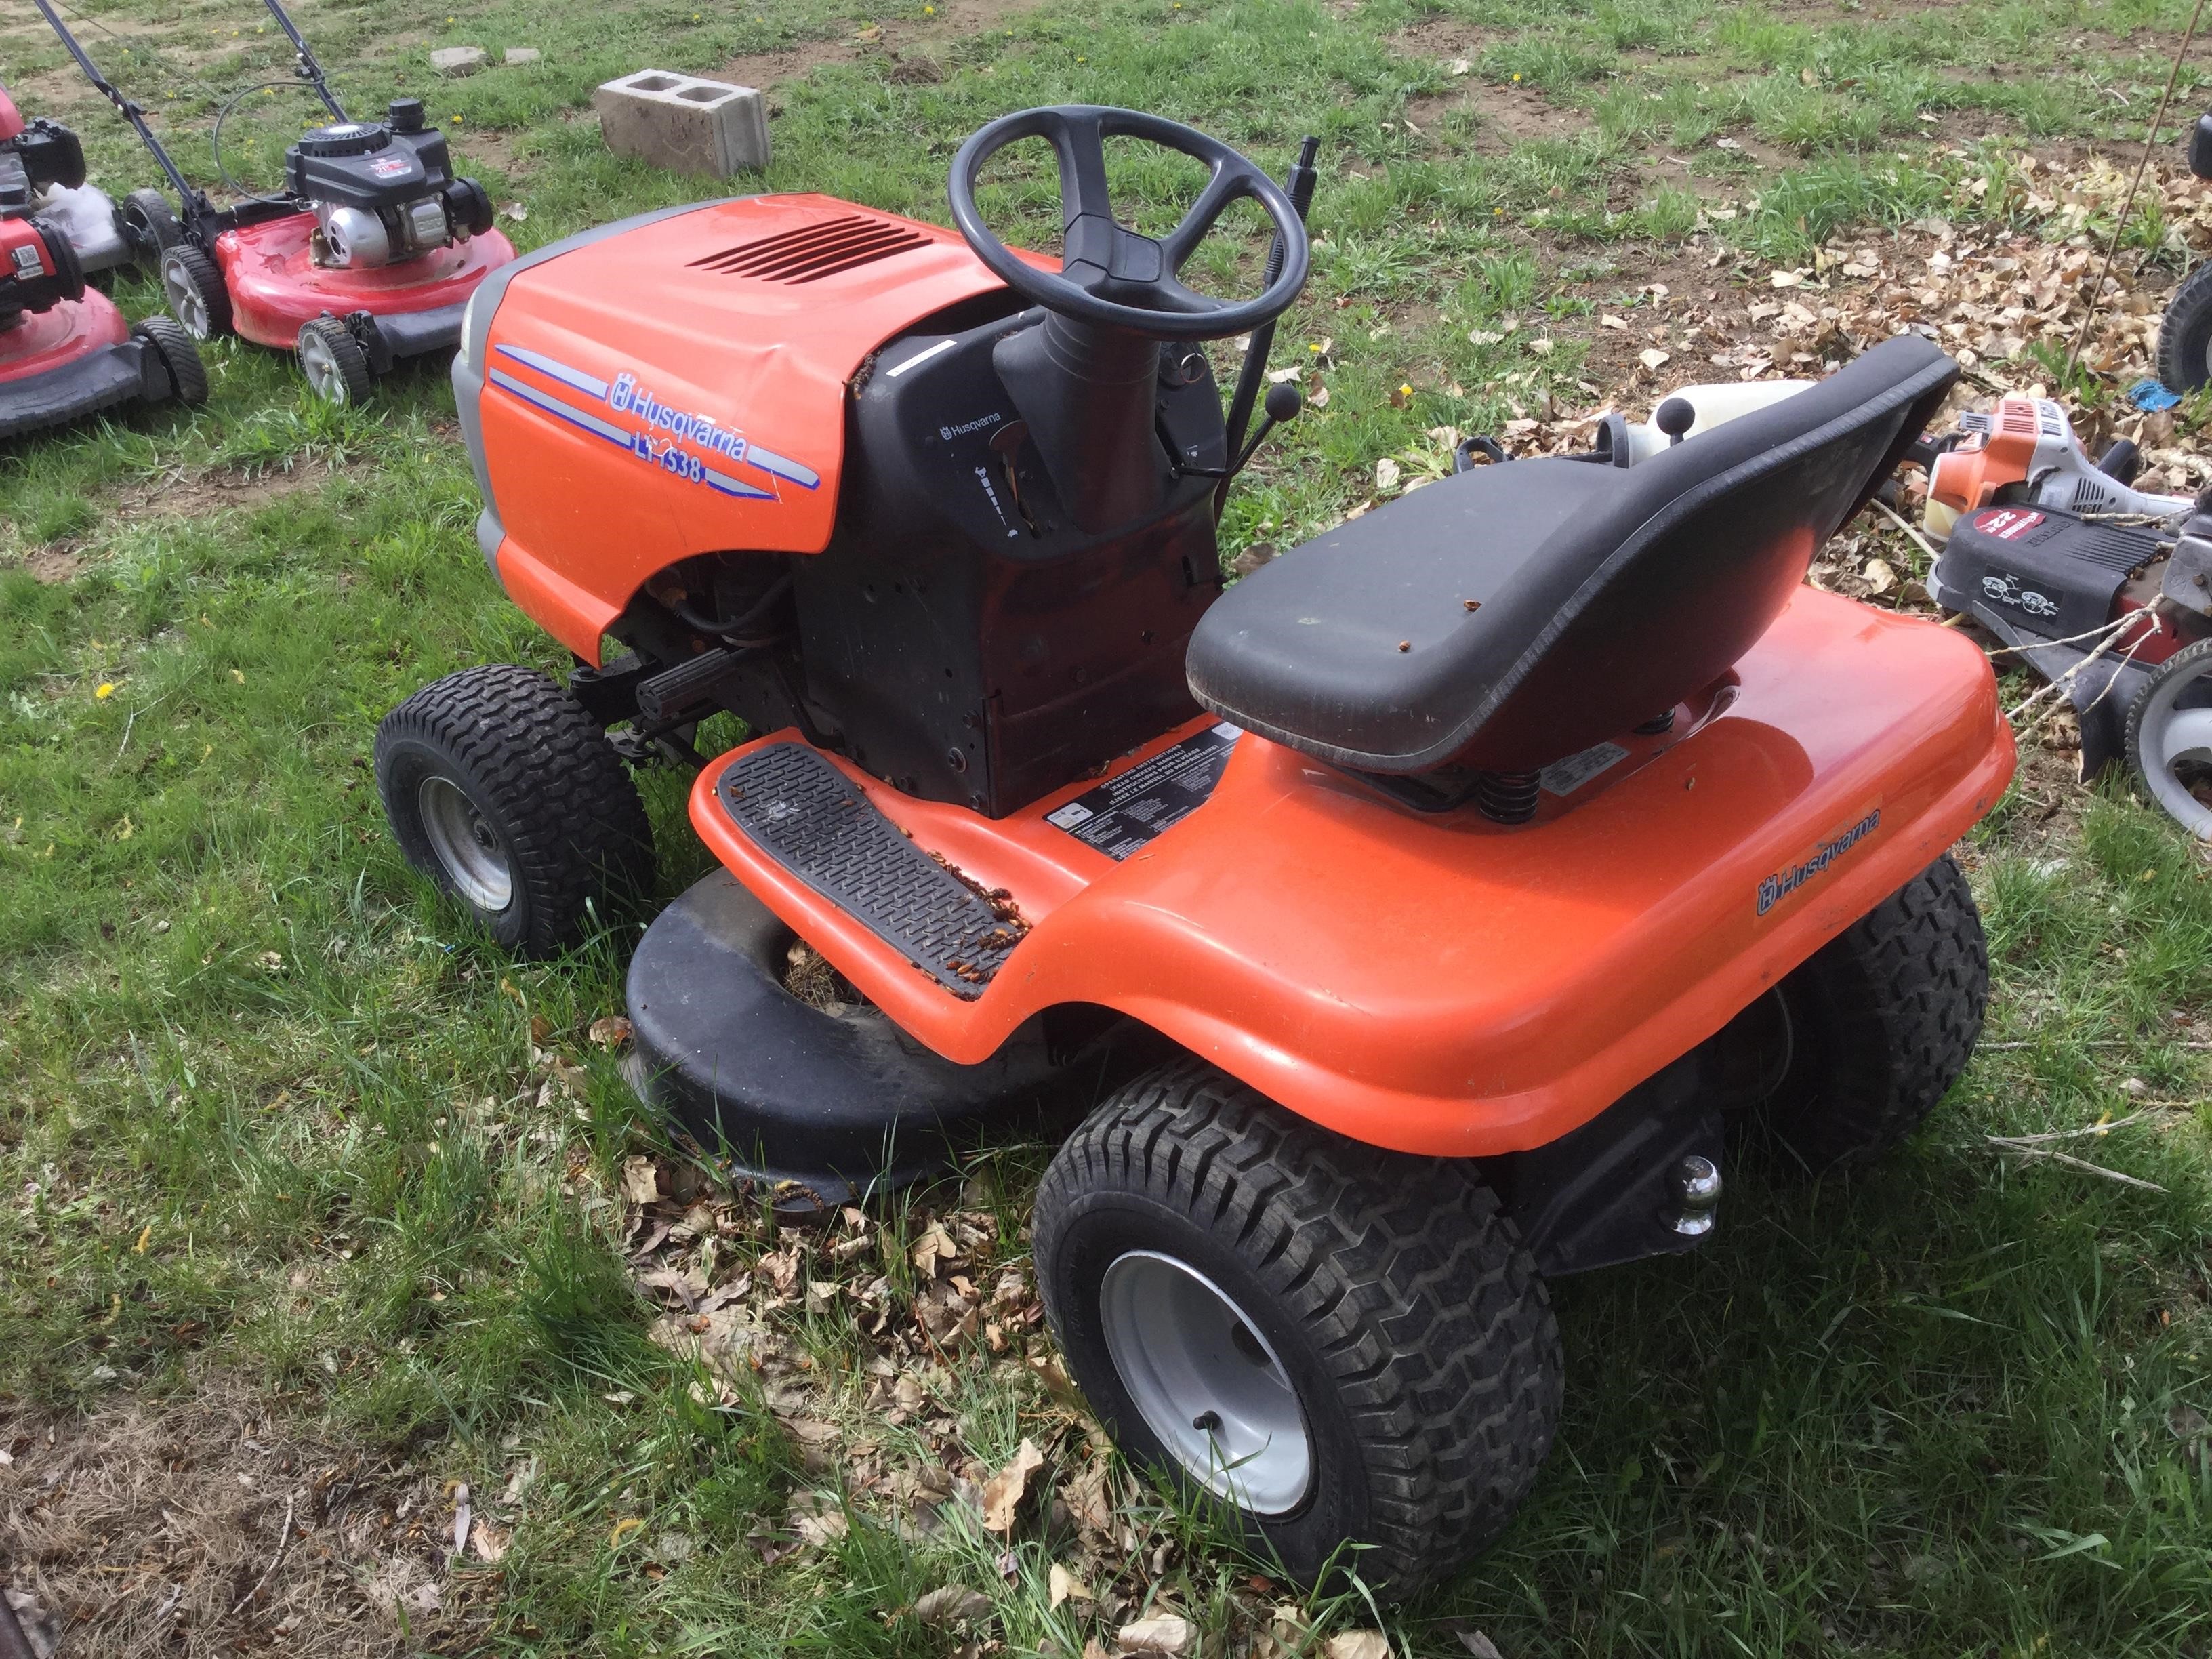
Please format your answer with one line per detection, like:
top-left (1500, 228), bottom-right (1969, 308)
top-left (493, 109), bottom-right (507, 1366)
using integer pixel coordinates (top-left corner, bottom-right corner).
top-left (95, 682), bottom-right (115, 699)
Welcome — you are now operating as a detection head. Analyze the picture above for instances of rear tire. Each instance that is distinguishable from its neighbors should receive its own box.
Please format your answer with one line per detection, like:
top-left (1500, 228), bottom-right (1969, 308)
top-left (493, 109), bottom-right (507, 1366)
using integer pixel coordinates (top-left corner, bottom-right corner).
top-left (133, 315), bottom-right (208, 407)
top-left (2124, 636), bottom-right (2212, 840)
top-left (375, 665), bottom-right (656, 957)
top-left (160, 246), bottom-right (230, 341)
top-left (120, 189), bottom-right (184, 264)
top-left (297, 316), bottom-right (373, 405)
top-left (2158, 260), bottom-right (2212, 394)
top-left (1746, 853), bottom-right (1988, 1168)
top-left (1033, 1060), bottom-right (1561, 1598)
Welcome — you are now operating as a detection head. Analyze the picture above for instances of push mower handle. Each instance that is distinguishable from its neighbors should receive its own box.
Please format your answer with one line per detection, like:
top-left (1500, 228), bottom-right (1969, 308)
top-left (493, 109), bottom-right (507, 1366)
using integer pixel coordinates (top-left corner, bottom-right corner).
top-left (947, 105), bottom-right (1309, 342)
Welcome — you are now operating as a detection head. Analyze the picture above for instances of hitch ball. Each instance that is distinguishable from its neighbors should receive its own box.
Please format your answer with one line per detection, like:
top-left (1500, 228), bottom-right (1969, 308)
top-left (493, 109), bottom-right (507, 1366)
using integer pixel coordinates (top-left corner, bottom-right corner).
top-left (1664, 1153), bottom-right (1721, 1238)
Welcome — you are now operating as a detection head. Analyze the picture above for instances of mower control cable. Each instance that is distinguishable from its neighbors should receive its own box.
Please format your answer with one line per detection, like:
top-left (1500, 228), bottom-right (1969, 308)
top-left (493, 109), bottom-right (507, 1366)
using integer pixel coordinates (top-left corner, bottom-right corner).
top-left (212, 81), bottom-right (320, 205)
top-left (259, 0), bottom-right (350, 123)
top-left (30, 0), bottom-right (218, 230)
top-left (668, 571), bottom-right (794, 644)
top-left (1217, 134), bottom-right (1321, 514)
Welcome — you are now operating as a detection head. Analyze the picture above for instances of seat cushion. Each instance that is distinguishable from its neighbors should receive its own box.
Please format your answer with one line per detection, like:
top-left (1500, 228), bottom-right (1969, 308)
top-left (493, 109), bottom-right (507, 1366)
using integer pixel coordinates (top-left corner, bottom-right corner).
top-left (1187, 458), bottom-right (1626, 766)
top-left (1188, 335), bottom-right (1958, 776)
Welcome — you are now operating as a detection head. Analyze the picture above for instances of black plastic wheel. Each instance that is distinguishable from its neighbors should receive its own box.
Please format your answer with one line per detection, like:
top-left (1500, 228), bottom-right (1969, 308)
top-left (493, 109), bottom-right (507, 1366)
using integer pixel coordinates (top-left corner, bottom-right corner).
top-left (119, 188), bottom-right (184, 264)
top-left (297, 316), bottom-right (373, 405)
top-left (2156, 260), bottom-right (2212, 392)
top-left (1746, 853), bottom-right (1988, 1168)
top-left (2124, 634), bottom-right (2212, 840)
top-left (159, 245), bottom-right (232, 341)
top-left (1033, 1060), bottom-right (1561, 1597)
top-left (375, 665), bottom-right (656, 957)
top-left (131, 315), bottom-right (209, 407)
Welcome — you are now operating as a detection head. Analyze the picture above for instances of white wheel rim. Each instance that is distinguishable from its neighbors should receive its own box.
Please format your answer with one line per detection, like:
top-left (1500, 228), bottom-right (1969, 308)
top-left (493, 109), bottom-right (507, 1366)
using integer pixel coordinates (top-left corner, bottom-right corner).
top-left (163, 258), bottom-right (210, 339)
top-left (2138, 657), bottom-right (2212, 838)
top-left (418, 775), bottom-right (513, 910)
top-left (298, 329), bottom-right (348, 403)
top-left (1099, 1250), bottom-right (1313, 1515)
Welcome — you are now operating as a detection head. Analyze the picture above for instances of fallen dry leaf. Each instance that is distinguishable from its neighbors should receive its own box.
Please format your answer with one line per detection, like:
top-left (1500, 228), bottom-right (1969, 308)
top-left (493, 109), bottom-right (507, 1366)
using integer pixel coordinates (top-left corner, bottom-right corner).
top-left (1049, 1561), bottom-right (1094, 1608)
top-left (1119, 1615), bottom-right (1193, 1655)
top-left (588, 1015), bottom-right (632, 1048)
top-left (1326, 1633), bottom-right (1392, 1659)
top-left (1456, 1632), bottom-right (1505, 1659)
top-left (915, 1584), bottom-right (994, 1625)
top-left (981, 1437), bottom-right (1046, 1533)
top-left (620, 1156), bottom-right (657, 1206)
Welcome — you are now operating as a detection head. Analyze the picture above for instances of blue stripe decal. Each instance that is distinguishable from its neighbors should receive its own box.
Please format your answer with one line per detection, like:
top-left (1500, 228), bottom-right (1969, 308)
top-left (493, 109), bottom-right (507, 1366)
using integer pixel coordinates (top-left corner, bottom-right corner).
top-left (744, 445), bottom-right (822, 490)
top-left (703, 466), bottom-right (775, 500)
top-left (494, 344), bottom-right (608, 400)
top-left (489, 369), bottom-right (630, 446)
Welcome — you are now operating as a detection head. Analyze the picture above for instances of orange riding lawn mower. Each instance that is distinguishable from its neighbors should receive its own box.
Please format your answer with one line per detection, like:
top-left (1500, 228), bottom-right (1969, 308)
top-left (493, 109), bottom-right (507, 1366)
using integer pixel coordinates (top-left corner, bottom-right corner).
top-left (377, 108), bottom-right (2016, 1593)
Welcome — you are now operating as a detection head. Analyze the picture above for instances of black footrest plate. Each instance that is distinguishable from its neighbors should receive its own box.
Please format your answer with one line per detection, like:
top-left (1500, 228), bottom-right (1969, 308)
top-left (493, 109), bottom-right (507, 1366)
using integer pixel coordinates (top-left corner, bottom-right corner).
top-left (717, 743), bottom-right (1023, 998)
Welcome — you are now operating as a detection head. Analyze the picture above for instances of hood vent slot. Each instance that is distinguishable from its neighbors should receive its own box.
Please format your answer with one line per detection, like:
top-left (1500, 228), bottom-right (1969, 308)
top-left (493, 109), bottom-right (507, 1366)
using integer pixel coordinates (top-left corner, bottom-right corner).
top-left (690, 215), bottom-right (931, 283)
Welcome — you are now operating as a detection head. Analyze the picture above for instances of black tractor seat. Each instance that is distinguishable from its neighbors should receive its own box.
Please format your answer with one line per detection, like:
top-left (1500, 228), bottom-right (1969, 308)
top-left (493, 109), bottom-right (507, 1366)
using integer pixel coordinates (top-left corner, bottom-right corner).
top-left (1187, 335), bottom-right (1959, 783)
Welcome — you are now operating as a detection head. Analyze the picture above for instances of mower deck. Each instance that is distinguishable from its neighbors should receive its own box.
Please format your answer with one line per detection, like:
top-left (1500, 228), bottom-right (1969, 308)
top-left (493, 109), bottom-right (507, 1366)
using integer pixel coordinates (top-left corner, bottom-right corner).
top-left (215, 212), bottom-right (516, 352)
top-left (1, 293), bottom-right (170, 440)
top-left (652, 587), bottom-right (2012, 1163)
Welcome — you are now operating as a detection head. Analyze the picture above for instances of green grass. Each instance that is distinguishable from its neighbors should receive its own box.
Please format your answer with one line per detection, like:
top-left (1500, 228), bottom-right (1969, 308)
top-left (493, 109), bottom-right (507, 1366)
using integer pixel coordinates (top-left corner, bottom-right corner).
top-left (5, 0), bottom-right (2212, 1652)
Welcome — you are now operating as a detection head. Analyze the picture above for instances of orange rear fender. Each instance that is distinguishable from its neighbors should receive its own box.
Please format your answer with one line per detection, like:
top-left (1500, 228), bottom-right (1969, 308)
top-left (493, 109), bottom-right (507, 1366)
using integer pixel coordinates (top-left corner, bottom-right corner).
top-left (689, 588), bottom-right (2014, 1157)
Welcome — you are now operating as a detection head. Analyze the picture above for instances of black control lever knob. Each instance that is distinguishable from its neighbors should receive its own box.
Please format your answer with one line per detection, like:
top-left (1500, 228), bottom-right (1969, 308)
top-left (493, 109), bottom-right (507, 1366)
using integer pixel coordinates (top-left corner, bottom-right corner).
top-left (1263, 380), bottom-right (1303, 424)
top-left (1655, 396), bottom-right (1695, 445)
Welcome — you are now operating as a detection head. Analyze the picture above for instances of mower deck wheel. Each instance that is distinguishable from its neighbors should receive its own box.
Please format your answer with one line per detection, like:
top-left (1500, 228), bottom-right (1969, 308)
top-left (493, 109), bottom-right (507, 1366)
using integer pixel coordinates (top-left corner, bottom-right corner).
top-left (133, 315), bottom-right (208, 407)
top-left (375, 665), bottom-right (657, 956)
top-left (2125, 636), bottom-right (2212, 840)
top-left (1033, 1059), bottom-right (1561, 1597)
top-left (159, 246), bottom-right (231, 342)
top-left (297, 316), bottom-right (373, 405)
top-left (2156, 258), bottom-right (2212, 393)
top-left (1747, 853), bottom-right (1988, 1168)
top-left (120, 189), bottom-right (184, 264)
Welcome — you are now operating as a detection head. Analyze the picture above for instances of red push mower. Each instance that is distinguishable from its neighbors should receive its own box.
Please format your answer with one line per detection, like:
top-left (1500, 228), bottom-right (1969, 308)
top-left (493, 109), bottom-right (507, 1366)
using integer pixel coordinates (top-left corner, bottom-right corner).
top-left (32, 0), bottom-right (515, 405)
top-left (378, 107), bottom-right (2013, 1592)
top-left (1, 88), bottom-right (204, 442)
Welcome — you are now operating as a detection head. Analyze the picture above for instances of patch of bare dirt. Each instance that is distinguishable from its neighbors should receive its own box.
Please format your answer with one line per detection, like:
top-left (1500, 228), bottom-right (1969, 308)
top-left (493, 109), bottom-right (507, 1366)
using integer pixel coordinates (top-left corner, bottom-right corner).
top-left (1386, 18), bottom-right (1500, 62)
top-left (717, 0), bottom-right (1050, 92)
top-left (14, 547), bottom-right (83, 586)
top-left (117, 459), bottom-right (347, 522)
top-left (1, 1380), bottom-right (487, 1658)
top-left (1404, 79), bottom-right (1591, 157)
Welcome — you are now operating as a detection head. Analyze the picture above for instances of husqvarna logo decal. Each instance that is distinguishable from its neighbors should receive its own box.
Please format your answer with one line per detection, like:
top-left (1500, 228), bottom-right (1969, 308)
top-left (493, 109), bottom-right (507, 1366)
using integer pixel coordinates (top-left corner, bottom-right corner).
top-left (486, 344), bottom-right (821, 501)
top-left (1756, 808), bottom-right (1881, 916)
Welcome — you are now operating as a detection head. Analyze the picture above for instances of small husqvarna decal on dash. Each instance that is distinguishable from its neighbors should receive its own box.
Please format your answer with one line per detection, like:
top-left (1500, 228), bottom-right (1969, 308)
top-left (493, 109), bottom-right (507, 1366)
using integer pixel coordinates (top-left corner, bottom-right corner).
top-left (485, 344), bottom-right (821, 501)
top-left (1756, 808), bottom-right (1881, 916)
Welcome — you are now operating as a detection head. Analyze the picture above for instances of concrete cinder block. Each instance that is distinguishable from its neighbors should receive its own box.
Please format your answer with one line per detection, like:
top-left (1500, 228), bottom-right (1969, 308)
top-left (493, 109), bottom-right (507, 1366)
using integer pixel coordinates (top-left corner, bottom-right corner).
top-left (431, 45), bottom-right (487, 75)
top-left (592, 70), bottom-right (771, 177)
top-left (504, 47), bottom-right (541, 66)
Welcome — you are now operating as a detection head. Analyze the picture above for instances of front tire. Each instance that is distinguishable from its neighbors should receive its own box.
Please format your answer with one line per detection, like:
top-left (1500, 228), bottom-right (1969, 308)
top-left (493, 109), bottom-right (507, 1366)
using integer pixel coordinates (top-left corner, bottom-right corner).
top-left (159, 246), bottom-right (231, 341)
top-left (133, 315), bottom-right (208, 407)
top-left (1033, 1061), bottom-right (1561, 1597)
top-left (120, 189), bottom-right (184, 264)
top-left (1746, 853), bottom-right (1988, 1168)
top-left (375, 665), bottom-right (656, 957)
top-left (297, 316), bottom-right (373, 405)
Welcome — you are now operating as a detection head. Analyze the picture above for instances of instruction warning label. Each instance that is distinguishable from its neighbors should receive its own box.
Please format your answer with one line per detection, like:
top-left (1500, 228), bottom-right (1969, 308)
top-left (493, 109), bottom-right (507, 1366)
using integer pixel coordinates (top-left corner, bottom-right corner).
top-left (1044, 723), bottom-right (1241, 860)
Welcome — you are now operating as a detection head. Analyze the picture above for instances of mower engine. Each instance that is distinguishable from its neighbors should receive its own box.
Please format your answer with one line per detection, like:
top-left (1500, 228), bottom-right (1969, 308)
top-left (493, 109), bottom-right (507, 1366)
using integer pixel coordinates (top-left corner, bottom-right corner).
top-left (0, 87), bottom-right (131, 277)
top-left (0, 213), bottom-right (79, 329)
top-left (287, 98), bottom-right (495, 270)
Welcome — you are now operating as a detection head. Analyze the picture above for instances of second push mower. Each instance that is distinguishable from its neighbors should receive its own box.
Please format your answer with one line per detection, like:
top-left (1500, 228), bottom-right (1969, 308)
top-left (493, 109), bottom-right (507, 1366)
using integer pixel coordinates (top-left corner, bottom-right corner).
top-left (380, 106), bottom-right (2014, 1594)
top-left (33, 0), bottom-right (514, 404)
top-left (2, 89), bottom-right (204, 442)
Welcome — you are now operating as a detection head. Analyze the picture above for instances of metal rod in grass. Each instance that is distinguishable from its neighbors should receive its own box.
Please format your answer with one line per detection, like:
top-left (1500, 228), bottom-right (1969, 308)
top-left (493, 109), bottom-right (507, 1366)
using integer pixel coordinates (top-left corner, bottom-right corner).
top-left (2060, 0), bottom-right (2211, 384)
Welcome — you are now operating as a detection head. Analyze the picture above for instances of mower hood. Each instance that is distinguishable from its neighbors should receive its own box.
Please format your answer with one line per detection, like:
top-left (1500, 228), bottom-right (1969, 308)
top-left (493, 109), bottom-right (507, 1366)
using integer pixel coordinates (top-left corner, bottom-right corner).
top-left (455, 194), bottom-right (1017, 661)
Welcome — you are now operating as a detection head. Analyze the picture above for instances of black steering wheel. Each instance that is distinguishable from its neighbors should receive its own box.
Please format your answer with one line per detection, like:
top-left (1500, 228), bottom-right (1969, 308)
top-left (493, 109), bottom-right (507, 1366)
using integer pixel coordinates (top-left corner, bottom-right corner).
top-left (948, 105), bottom-right (1309, 342)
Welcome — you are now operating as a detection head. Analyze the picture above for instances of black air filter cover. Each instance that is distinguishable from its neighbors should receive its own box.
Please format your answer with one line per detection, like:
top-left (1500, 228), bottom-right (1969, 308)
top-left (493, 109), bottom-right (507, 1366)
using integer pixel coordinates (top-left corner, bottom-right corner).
top-left (1934, 502), bottom-right (2159, 635)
